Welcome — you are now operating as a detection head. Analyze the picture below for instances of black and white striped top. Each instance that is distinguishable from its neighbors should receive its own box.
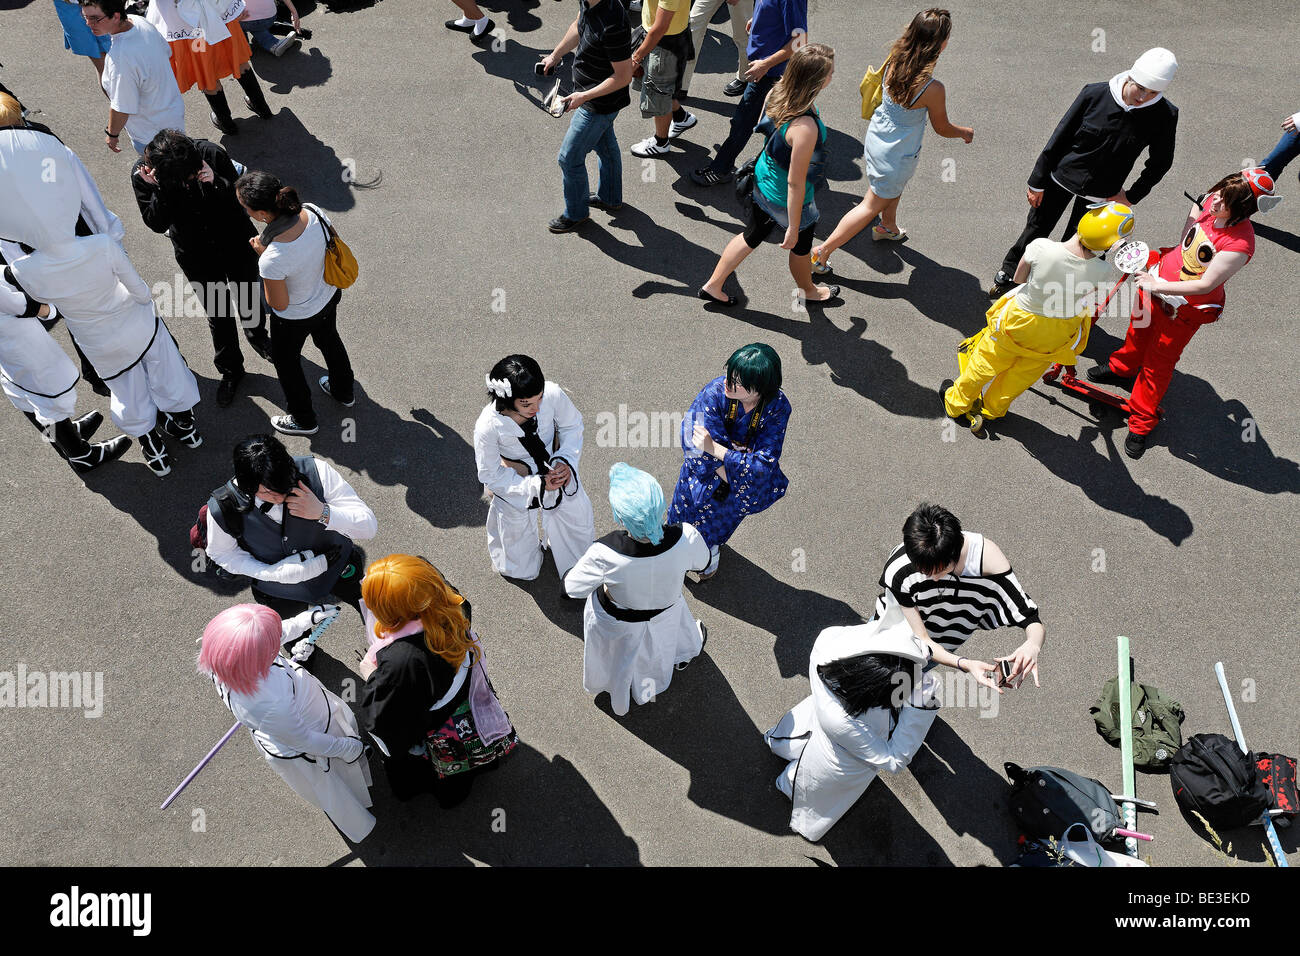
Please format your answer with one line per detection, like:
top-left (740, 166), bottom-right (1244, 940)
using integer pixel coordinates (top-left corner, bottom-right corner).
top-left (873, 532), bottom-right (1040, 651)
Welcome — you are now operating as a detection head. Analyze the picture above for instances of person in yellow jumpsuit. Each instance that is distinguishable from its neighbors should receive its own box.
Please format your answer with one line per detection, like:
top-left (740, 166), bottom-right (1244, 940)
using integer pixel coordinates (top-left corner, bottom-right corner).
top-left (944, 202), bottom-right (1133, 428)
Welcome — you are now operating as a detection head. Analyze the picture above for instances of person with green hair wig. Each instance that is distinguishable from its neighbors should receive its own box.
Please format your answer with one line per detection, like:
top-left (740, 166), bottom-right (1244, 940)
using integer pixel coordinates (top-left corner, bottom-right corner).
top-left (565, 463), bottom-right (711, 716)
top-left (665, 343), bottom-right (791, 579)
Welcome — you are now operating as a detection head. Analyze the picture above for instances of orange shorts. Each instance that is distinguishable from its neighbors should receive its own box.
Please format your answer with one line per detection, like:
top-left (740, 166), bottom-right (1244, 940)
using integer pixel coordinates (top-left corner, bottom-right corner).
top-left (167, 21), bottom-right (252, 92)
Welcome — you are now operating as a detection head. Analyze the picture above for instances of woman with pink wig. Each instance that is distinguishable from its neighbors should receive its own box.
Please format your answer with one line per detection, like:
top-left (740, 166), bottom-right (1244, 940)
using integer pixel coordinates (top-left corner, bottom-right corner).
top-left (198, 603), bottom-right (375, 842)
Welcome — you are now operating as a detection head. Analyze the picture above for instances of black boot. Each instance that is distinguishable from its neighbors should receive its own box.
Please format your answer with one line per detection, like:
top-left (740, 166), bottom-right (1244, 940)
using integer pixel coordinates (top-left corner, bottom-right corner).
top-left (52, 417), bottom-right (131, 473)
top-left (205, 89), bottom-right (238, 135)
top-left (23, 411), bottom-right (99, 458)
top-left (236, 69), bottom-right (272, 119)
top-left (161, 409), bottom-right (203, 448)
top-left (139, 427), bottom-right (173, 477)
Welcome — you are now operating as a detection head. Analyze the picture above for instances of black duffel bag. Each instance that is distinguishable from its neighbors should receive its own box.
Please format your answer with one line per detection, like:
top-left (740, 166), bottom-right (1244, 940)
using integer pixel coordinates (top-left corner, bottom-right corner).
top-left (1170, 733), bottom-right (1270, 830)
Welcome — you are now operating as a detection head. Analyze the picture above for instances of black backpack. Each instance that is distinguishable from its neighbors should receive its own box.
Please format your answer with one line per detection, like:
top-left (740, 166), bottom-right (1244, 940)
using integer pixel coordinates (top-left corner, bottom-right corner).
top-left (189, 485), bottom-right (250, 583)
top-left (1005, 763), bottom-right (1123, 842)
top-left (1169, 733), bottom-right (1270, 829)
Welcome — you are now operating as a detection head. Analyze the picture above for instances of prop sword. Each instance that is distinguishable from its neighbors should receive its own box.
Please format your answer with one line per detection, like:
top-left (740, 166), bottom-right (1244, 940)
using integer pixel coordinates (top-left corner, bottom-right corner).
top-left (1214, 662), bottom-right (1288, 867)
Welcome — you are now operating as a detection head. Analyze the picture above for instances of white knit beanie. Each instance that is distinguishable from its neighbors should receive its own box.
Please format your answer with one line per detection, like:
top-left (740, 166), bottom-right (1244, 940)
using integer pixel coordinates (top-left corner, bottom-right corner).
top-left (1129, 48), bottom-right (1178, 92)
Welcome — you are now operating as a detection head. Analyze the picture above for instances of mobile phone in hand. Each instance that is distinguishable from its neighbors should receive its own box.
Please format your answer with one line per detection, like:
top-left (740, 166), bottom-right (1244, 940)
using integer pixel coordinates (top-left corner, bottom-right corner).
top-left (535, 60), bottom-right (553, 76)
top-left (997, 659), bottom-right (1014, 687)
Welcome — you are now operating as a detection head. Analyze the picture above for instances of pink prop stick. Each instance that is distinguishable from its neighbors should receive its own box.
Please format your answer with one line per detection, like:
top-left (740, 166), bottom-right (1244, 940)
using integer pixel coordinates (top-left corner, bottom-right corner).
top-left (160, 720), bottom-right (242, 810)
top-left (1113, 827), bottom-right (1153, 842)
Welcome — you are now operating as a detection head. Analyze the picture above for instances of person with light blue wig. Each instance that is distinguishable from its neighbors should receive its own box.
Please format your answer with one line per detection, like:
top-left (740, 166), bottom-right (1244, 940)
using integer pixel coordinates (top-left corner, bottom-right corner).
top-left (565, 463), bottom-right (712, 716)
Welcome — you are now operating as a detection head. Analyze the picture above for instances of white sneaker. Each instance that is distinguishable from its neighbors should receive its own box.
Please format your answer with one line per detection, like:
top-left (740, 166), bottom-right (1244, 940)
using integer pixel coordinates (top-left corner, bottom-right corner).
top-left (630, 136), bottom-right (672, 158)
top-left (668, 112), bottom-right (697, 138)
top-left (271, 33), bottom-right (301, 57)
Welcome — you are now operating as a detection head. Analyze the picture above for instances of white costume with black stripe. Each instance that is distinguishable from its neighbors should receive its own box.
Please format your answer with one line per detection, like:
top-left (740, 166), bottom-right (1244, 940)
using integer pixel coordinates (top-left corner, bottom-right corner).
top-left (0, 241), bottom-right (78, 425)
top-left (215, 657), bottom-right (375, 842)
top-left (473, 381), bottom-right (595, 580)
top-left (8, 236), bottom-right (199, 437)
top-left (763, 603), bottom-right (939, 842)
top-left (564, 524), bottom-right (711, 716)
top-left (874, 532), bottom-right (1040, 652)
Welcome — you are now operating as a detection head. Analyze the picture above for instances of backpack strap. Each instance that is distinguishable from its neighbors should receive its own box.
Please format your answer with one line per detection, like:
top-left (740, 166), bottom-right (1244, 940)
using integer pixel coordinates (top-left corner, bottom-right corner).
top-left (210, 484), bottom-right (248, 549)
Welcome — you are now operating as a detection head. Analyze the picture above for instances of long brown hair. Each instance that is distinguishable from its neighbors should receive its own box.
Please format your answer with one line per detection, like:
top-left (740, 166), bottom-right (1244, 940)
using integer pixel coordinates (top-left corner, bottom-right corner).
top-left (764, 43), bottom-right (835, 130)
top-left (884, 8), bottom-right (952, 105)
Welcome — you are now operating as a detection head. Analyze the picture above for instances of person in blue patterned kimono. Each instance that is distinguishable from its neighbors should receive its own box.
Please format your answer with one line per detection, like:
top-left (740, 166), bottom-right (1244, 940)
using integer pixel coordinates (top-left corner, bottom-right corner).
top-left (666, 343), bottom-right (790, 580)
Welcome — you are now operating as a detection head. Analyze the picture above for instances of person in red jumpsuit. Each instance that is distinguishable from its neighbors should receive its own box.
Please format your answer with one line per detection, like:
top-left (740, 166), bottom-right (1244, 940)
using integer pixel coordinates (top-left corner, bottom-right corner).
top-left (1086, 168), bottom-right (1278, 459)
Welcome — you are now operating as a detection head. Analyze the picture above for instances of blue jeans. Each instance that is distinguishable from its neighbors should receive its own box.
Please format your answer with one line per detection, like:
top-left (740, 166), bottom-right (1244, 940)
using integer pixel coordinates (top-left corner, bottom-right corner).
top-left (709, 73), bottom-right (776, 173)
top-left (557, 105), bottom-right (622, 221)
top-left (1262, 128), bottom-right (1299, 181)
top-left (241, 16), bottom-right (279, 52)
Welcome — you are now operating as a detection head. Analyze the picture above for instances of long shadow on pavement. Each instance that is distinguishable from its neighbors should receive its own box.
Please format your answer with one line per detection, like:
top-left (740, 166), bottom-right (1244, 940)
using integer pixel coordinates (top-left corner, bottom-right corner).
top-left (596, 651), bottom-right (794, 835)
top-left (328, 743), bottom-right (642, 865)
top-left (685, 546), bottom-right (864, 679)
top-left (728, 304), bottom-right (941, 419)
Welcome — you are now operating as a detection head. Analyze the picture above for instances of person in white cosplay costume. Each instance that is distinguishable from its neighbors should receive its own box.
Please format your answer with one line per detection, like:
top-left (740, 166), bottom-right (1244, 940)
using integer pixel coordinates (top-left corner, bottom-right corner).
top-left (763, 600), bottom-right (946, 842)
top-left (565, 463), bottom-right (711, 716)
top-left (0, 104), bottom-right (202, 477)
top-left (473, 354), bottom-right (595, 581)
top-left (0, 239), bottom-right (131, 471)
top-left (197, 602), bottom-right (375, 843)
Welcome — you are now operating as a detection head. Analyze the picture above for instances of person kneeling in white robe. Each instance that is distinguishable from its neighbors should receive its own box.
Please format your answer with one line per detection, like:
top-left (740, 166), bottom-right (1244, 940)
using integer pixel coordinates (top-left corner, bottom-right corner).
top-left (565, 463), bottom-right (711, 716)
top-left (763, 604), bottom-right (943, 842)
top-left (474, 354), bottom-right (594, 581)
top-left (197, 603), bottom-right (375, 843)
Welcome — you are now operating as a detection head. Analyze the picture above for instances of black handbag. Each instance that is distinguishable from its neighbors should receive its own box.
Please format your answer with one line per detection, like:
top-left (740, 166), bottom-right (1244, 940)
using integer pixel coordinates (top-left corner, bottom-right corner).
top-left (734, 117), bottom-right (780, 202)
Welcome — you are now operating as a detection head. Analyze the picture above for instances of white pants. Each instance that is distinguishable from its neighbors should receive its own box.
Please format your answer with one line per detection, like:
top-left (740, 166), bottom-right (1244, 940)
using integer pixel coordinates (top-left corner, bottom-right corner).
top-left (682, 0), bottom-right (753, 94)
top-left (2, 376), bottom-right (77, 425)
top-left (105, 321), bottom-right (200, 437)
top-left (583, 593), bottom-right (704, 716)
top-left (486, 482), bottom-right (595, 580)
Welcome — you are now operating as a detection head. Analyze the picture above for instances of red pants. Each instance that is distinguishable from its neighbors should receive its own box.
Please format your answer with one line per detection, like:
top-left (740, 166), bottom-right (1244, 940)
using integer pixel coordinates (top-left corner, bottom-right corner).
top-left (1108, 289), bottom-right (1211, 435)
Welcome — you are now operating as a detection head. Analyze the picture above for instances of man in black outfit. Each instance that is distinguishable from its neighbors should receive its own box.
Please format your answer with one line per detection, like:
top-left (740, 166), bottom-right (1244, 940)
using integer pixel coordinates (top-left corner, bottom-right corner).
top-left (988, 48), bottom-right (1179, 298)
top-left (132, 129), bottom-right (273, 406)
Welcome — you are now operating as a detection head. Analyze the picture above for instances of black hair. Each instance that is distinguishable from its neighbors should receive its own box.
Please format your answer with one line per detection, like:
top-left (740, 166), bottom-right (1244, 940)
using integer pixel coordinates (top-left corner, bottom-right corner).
top-left (725, 343), bottom-right (782, 404)
top-left (80, 0), bottom-right (127, 18)
top-left (233, 434), bottom-right (299, 498)
top-left (816, 653), bottom-right (916, 718)
top-left (234, 170), bottom-right (302, 217)
top-left (143, 129), bottom-right (201, 187)
top-left (487, 354), bottom-right (545, 413)
top-left (902, 502), bottom-right (963, 575)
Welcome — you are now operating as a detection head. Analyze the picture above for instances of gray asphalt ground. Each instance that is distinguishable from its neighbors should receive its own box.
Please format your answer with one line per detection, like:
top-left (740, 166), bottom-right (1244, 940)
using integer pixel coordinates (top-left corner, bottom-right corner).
top-left (0, 0), bottom-right (1297, 868)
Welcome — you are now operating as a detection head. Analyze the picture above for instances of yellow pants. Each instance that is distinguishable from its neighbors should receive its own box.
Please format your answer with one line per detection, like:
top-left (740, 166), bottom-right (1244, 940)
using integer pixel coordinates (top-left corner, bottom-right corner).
top-left (945, 295), bottom-right (1091, 420)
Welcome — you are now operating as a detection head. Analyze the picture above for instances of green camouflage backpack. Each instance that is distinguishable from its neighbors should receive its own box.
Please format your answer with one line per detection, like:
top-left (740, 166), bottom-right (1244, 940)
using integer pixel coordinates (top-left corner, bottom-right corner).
top-left (1090, 678), bottom-right (1185, 771)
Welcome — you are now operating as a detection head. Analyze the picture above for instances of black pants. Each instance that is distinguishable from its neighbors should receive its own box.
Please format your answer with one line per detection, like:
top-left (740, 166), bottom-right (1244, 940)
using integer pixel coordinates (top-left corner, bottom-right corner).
top-left (270, 288), bottom-right (352, 429)
top-left (743, 197), bottom-right (817, 255)
top-left (178, 244), bottom-right (268, 375)
top-left (710, 74), bottom-right (777, 173)
top-left (252, 544), bottom-right (366, 622)
top-left (998, 178), bottom-right (1095, 276)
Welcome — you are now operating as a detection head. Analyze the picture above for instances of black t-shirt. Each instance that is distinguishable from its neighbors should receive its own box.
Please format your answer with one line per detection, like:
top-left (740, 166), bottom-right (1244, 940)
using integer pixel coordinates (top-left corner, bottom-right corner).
top-left (573, 0), bottom-right (633, 115)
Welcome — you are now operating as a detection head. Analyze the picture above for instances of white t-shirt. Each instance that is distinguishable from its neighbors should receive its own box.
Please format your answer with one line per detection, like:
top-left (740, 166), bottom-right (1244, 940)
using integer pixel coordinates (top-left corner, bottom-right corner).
top-left (1015, 238), bottom-right (1114, 318)
top-left (102, 16), bottom-right (186, 147)
top-left (242, 0), bottom-right (278, 20)
top-left (258, 207), bottom-right (338, 320)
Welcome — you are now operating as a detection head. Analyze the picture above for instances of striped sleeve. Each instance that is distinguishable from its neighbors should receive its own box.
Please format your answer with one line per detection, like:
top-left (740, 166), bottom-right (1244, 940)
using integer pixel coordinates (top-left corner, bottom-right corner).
top-left (987, 569), bottom-right (1040, 628)
top-left (878, 545), bottom-right (916, 608)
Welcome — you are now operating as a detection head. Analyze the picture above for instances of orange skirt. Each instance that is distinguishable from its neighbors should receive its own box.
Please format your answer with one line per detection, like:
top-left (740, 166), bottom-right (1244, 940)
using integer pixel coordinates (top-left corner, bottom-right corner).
top-left (167, 21), bottom-right (253, 92)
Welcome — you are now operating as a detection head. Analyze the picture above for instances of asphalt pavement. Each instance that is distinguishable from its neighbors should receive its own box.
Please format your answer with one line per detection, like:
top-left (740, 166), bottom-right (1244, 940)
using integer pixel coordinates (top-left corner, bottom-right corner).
top-left (0, 0), bottom-right (1296, 867)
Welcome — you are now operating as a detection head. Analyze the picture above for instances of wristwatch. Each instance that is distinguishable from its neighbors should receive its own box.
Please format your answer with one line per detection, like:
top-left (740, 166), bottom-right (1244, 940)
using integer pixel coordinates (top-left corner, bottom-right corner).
top-left (317, 503), bottom-right (330, 527)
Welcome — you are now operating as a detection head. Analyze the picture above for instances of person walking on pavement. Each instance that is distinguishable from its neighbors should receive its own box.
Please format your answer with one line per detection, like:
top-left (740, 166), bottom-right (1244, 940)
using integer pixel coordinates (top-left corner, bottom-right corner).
top-left (987, 47), bottom-right (1178, 298)
top-left (689, 0), bottom-right (806, 186)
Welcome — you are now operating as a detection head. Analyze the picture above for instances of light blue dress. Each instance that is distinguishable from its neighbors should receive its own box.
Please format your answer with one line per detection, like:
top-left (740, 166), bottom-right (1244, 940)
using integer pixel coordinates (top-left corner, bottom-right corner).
top-left (863, 71), bottom-right (935, 199)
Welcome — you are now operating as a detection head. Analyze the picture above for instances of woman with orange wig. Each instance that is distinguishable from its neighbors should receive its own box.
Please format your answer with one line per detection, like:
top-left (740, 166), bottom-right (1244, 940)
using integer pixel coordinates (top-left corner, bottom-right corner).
top-left (198, 602), bottom-right (375, 841)
top-left (357, 554), bottom-right (518, 805)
